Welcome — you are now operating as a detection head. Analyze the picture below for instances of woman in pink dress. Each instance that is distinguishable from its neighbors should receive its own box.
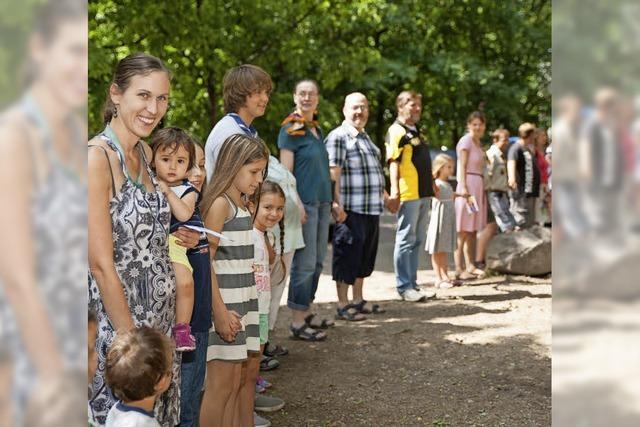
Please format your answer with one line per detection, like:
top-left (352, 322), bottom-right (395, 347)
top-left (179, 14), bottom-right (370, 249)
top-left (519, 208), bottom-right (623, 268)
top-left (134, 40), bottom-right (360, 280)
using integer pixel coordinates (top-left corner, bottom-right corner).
top-left (454, 111), bottom-right (488, 280)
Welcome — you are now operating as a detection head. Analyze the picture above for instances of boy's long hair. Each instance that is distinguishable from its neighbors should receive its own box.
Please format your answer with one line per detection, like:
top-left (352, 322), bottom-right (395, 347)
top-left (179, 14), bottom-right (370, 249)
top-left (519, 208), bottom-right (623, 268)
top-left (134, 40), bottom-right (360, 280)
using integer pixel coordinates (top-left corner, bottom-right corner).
top-left (250, 181), bottom-right (287, 277)
top-left (223, 64), bottom-right (273, 114)
top-left (200, 133), bottom-right (270, 220)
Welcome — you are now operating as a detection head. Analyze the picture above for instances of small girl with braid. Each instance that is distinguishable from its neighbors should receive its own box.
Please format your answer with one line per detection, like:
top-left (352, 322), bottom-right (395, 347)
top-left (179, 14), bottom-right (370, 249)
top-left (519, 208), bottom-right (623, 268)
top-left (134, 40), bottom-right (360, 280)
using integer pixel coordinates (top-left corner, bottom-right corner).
top-left (249, 181), bottom-right (286, 394)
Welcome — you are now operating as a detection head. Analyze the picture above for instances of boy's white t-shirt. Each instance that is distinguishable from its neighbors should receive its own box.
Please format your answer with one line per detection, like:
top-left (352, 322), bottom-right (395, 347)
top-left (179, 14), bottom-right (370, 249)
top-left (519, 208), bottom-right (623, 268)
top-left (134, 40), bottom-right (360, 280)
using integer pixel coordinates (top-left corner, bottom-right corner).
top-left (204, 115), bottom-right (244, 182)
top-left (252, 228), bottom-right (271, 315)
top-left (105, 401), bottom-right (160, 427)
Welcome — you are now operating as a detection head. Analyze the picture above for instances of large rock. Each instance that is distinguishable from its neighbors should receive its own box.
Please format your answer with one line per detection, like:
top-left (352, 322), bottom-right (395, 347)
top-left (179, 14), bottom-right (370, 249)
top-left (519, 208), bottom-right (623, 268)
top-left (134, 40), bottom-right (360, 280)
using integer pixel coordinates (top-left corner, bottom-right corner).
top-left (486, 225), bottom-right (551, 276)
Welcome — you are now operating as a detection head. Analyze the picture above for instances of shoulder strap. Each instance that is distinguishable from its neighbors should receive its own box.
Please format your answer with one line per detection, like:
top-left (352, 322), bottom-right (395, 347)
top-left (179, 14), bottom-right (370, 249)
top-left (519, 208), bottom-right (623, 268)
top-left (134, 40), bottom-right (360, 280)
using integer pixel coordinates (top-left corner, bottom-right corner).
top-left (99, 133), bottom-right (128, 177)
top-left (20, 95), bottom-right (56, 162)
top-left (137, 142), bottom-right (155, 183)
top-left (222, 193), bottom-right (238, 222)
top-left (89, 145), bottom-right (116, 198)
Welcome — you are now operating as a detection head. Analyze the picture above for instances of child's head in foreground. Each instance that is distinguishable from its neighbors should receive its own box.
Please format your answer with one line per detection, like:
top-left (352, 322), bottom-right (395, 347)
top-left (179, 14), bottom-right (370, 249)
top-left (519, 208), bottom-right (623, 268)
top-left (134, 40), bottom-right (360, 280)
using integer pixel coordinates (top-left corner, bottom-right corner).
top-left (105, 326), bottom-right (173, 403)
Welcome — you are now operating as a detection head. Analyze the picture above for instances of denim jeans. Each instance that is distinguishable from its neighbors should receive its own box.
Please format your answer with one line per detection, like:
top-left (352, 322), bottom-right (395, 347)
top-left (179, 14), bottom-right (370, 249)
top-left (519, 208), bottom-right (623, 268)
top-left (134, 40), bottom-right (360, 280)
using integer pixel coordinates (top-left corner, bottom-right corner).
top-left (179, 331), bottom-right (208, 427)
top-left (288, 202), bottom-right (331, 311)
top-left (487, 191), bottom-right (516, 232)
top-left (509, 192), bottom-right (536, 228)
top-left (394, 198), bottom-right (431, 294)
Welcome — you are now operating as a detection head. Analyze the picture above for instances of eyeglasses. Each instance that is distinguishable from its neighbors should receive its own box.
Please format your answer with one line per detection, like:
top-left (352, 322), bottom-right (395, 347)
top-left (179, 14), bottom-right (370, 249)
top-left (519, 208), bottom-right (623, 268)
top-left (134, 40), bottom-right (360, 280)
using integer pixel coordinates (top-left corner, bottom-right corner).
top-left (296, 91), bottom-right (318, 98)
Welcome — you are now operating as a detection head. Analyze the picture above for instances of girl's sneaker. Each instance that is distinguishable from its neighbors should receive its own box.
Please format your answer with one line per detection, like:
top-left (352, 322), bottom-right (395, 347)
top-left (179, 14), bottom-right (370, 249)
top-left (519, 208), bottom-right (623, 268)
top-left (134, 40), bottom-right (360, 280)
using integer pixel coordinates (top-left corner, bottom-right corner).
top-left (256, 376), bottom-right (272, 393)
top-left (173, 323), bottom-right (196, 352)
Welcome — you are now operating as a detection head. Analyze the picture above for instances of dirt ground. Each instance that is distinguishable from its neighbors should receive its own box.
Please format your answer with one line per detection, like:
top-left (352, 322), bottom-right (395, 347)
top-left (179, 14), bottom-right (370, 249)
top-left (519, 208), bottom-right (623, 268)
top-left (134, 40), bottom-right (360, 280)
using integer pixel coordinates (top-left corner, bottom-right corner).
top-left (262, 275), bottom-right (551, 427)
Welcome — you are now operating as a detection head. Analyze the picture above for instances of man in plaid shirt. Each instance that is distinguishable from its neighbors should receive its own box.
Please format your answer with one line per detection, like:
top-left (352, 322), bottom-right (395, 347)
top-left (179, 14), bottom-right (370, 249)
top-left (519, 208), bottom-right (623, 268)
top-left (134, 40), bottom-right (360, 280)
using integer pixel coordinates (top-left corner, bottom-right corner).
top-left (325, 92), bottom-right (391, 320)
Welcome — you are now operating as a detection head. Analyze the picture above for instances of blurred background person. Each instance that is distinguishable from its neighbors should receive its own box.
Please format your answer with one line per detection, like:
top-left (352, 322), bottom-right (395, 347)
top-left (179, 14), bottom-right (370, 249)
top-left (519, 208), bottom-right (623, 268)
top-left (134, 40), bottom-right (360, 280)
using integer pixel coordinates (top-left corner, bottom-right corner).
top-left (0, 1), bottom-right (88, 426)
top-left (552, 94), bottom-right (585, 242)
top-left (578, 88), bottom-right (625, 239)
top-left (507, 122), bottom-right (541, 229)
top-left (633, 96), bottom-right (640, 231)
top-left (534, 127), bottom-right (551, 226)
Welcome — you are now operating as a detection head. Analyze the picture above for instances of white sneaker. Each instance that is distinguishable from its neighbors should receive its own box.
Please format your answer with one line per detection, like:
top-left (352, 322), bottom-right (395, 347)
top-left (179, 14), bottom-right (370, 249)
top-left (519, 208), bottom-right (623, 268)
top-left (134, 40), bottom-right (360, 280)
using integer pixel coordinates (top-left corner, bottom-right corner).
top-left (420, 288), bottom-right (436, 298)
top-left (254, 411), bottom-right (271, 427)
top-left (401, 288), bottom-right (429, 302)
top-left (254, 394), bottom-right (285, 412)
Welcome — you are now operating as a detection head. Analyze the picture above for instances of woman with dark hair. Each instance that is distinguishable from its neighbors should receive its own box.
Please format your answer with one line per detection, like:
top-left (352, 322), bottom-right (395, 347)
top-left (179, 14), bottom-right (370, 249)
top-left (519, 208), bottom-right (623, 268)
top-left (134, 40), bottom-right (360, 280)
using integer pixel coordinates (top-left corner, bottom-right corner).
top-left (87, 53), bottom-right (197, 426)
top-left (454, 111), bottom-right (488, 280)
top-left (277, 79), bottom-right (333, 340)
top-left (0, 1), bottom-right (88, 425)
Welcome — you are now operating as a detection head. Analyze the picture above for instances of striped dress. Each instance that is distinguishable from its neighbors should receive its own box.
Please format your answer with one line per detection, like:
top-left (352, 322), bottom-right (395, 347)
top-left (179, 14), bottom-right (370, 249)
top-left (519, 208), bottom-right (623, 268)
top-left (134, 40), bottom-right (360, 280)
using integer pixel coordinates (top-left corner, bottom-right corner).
top-left (207, 194), bottom-right (260, 361)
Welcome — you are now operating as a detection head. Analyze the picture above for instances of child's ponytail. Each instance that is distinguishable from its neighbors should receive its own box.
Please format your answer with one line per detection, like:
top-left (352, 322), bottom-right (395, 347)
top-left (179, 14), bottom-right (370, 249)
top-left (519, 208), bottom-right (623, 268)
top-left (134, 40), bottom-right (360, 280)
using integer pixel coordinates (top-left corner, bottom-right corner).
top-left (277, 217), bottom-right (286, 277)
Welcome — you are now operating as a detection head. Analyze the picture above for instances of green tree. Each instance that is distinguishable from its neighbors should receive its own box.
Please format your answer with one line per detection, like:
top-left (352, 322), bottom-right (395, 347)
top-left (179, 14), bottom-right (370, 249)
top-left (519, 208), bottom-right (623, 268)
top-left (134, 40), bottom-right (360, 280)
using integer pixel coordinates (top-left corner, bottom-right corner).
top-left (89, 0), bottom-right (550, 153)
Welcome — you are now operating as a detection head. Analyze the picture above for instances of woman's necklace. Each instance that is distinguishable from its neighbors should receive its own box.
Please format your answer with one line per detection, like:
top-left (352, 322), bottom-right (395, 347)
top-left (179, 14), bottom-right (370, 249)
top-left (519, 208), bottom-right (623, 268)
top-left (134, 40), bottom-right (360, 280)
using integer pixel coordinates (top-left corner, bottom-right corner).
top-left (103, 124), bottom-right (146, 190)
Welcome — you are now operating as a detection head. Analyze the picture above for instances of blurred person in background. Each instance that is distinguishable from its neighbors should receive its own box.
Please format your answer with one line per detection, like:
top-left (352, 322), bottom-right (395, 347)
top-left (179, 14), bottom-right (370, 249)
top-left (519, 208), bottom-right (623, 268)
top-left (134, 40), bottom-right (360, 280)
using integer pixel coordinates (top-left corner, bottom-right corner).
top-left (633, 96), bottom-right (640, 230)
top-left (0, 1), bottom-right (87, 426)
top-left (553, 94), bottom-right (586, 241)
top-left (475, 128), bottom-right (517, 269)
top-left (616, 95), bottom-right (638, 232)
top-left (578, 88), bottom-right (625, 237)
top-left (534, 128), bottom-right (551, 226)
top-left (485, 128), bottom-right (518, 233)
top-left (507, 122), bottom-right (541, 229)
top-left (545, 129), bottom-right (552, 219)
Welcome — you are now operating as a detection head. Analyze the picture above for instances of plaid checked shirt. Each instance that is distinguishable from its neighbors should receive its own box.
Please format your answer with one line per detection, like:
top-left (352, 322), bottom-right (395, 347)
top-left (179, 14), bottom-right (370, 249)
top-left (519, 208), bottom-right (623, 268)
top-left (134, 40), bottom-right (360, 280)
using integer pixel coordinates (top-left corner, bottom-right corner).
top-left (325, 122), bottom-right (385, 215)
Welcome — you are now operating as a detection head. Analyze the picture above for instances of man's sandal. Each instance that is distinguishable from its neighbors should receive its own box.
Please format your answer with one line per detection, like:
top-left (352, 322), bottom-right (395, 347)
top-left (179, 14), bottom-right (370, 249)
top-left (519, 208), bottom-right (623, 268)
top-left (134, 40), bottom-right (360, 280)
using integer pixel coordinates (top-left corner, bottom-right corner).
top-left (304, 313), bottom-right (335, 329)
top-left (335, 304), bottom-right (367, 321)
top-left (352, 299), bottom-right (386, 315)
top-left (289, 324), bottom-right (327, 341)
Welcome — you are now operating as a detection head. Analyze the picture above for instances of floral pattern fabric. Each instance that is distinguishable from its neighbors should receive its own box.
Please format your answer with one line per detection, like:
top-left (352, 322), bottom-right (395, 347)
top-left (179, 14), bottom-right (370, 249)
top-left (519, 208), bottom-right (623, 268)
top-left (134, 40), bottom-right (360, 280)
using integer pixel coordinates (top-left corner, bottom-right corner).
top-left (88, 133), bottom-right (179, 427)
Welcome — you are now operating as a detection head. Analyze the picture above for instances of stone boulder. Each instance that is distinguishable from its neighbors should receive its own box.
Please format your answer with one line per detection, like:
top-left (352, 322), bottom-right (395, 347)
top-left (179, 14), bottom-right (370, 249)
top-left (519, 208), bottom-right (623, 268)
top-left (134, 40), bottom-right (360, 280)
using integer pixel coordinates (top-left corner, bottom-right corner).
top-left (486, 225), bottom-right (551, 276)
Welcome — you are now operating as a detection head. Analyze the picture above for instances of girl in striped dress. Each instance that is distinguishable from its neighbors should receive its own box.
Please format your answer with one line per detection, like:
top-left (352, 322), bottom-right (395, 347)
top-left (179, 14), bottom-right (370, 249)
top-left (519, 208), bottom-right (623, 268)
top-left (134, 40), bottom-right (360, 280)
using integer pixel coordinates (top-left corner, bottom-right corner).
top-left (198, 133), bottom-right (270, 427)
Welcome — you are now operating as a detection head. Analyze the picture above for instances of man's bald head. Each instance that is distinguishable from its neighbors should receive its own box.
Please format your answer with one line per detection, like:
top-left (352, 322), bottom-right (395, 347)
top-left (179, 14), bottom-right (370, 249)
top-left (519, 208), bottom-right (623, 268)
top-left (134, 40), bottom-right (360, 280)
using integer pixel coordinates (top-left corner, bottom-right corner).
top-left (343, 92), bottom-right (369, 131)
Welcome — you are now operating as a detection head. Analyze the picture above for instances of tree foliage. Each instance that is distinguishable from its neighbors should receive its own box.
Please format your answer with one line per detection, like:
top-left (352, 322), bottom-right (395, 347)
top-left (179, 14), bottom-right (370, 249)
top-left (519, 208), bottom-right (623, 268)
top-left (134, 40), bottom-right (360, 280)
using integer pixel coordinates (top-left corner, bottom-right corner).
top-left (0, 0), bottom-right (47, 107)
top-left (89, 0), bottom-right (550, 151)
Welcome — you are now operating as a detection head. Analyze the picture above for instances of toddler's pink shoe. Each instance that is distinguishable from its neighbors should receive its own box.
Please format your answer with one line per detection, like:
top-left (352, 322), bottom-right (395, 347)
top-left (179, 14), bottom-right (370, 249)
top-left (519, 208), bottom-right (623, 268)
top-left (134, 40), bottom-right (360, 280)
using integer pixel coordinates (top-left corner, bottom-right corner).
top-left (173, 323), bottom-right (196, 352)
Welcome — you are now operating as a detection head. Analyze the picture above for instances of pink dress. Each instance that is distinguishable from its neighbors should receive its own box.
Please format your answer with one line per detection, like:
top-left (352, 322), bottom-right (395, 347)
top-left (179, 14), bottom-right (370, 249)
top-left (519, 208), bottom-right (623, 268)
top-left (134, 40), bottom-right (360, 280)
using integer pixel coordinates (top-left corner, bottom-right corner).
top-left (455, 133), bottom-right (487, 232)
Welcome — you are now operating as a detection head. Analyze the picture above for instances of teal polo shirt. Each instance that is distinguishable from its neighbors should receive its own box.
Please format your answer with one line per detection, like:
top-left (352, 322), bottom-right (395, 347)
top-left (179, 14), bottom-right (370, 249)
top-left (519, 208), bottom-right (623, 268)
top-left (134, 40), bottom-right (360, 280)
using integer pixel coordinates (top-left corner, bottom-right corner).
top-left (277, 124), bottom-right (332, 204)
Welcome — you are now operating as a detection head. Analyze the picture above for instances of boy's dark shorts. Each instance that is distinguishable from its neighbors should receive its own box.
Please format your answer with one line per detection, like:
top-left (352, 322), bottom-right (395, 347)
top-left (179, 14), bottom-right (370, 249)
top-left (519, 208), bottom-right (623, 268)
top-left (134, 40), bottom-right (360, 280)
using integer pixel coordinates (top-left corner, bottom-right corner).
top-left (332, 211), bottom-right (380, 285)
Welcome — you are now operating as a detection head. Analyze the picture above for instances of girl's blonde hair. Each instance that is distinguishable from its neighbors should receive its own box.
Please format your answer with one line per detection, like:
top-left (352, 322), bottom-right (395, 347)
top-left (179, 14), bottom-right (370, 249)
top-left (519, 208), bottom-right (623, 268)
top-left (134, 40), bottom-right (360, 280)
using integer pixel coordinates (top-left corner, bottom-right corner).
top-left (199, 133), bottom-right (270, 219)
top-left (432, 153), bottom-right (454, 179)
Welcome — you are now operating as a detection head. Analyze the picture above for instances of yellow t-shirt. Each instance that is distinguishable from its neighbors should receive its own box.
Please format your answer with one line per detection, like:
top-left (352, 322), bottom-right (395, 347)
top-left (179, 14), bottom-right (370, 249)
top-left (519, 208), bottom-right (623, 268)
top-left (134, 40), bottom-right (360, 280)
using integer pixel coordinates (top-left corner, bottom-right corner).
top-left (385, 122), bottom-right (434, 201)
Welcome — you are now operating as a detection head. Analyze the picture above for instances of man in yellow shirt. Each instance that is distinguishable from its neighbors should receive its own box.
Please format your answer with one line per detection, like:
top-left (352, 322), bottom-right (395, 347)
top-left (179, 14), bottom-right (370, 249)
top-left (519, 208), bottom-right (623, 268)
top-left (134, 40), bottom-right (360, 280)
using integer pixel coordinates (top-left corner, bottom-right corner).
top-left (385, 91), bottom-right (436, 302)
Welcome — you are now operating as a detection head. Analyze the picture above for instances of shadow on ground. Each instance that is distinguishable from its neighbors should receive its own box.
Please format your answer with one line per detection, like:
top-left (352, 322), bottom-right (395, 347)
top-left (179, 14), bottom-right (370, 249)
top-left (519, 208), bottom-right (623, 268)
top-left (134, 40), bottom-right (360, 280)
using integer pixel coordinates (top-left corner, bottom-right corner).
top-left (264, 293), bottom-right (551, 426)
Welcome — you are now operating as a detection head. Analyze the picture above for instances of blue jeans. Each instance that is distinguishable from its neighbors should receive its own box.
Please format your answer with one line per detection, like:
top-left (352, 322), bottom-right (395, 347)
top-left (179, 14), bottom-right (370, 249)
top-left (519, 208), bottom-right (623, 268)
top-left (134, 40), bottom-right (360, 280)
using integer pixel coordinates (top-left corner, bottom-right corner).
top-left (288, 202), bottom-right (331, 311)
top-left (394, 198), bottom-right (431, 294)
top-left (179, 331), bottom-right (207, 427)
top-left (487, 191), bottom-right (516, 232)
